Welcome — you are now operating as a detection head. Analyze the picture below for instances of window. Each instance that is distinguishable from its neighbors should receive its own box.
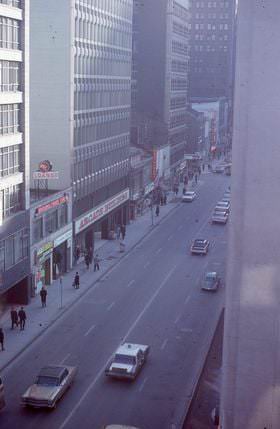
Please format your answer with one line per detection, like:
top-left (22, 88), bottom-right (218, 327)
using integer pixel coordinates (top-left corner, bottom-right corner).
top-left (0, 0), bottom-right (21, 7)
top-left (0, 61), bottom-right (20, 92)
top-left (45, 210), bottom-right (58, 235)
top-left (0, 104), bottom-right (20, 135)
top-left (0, 184), bottom-right (21, 219)
top-left (0, 145), bottom-right (20, 177)
top-left (5, 234), bottom-right (14, 269)
top-left (0, 17), bottom-right (19, 50)
top-left (33, 217), bottom-right (43, 244)
top-left (58, 203), bottom-right (68, 228)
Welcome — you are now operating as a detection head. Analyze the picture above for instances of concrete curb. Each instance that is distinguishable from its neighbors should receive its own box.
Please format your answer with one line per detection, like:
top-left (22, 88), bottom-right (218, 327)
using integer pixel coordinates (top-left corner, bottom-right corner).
top-left (178, 307), bottom-right (224, 428)
top-left (1, 199), bottom-right (182, 373)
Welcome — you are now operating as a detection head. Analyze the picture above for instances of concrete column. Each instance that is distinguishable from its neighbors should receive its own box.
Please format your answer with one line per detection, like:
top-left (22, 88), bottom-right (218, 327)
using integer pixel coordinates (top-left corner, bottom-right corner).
top-left (220, 2), bottom-right (280, 428)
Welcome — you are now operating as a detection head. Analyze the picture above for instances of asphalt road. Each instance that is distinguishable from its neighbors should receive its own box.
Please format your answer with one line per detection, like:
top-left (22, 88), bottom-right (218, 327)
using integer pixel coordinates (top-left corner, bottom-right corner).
top-left (0, 173), bottom-right (230, 429)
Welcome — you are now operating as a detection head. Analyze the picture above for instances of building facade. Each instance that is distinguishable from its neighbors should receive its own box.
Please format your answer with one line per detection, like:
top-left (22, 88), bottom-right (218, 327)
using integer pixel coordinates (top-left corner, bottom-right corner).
top-left (131, 0), bottom-right (191, 180)
top-left (30, 0), bottom-right (132, 254)
top-left (0, 0), bottom-right (30, 304)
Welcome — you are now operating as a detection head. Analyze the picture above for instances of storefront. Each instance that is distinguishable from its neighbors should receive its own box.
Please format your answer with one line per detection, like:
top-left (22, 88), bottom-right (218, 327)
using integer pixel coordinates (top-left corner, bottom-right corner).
top-left (74, 188), bottom-right (129, 252)
top-left (33, 241), bottom-right (53, 295)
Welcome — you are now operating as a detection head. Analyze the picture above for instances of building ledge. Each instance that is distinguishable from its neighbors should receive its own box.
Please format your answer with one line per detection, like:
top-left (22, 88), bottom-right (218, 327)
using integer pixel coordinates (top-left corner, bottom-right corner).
top-left (0, 171), bottom-right (23, 190)
top-left (0, 49), bottom-right (22, 62)
top-left (0, 4), bottom-right (22, 20)
top-left (0, 132), bottom-right (23, 148)
top-left (0, 91), bottom-right (22, 105)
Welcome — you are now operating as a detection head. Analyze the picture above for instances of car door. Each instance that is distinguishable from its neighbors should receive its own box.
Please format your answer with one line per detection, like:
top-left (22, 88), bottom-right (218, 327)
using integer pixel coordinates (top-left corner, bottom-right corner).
top-left (0, 377), bottom-right (5, 410)
top-left (59, 369), bottom-right (69, 397)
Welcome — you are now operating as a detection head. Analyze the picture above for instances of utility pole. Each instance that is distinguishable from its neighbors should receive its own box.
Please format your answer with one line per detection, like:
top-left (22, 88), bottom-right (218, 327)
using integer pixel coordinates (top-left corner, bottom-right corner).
top-left (59, 276), bottom-right (63, 309)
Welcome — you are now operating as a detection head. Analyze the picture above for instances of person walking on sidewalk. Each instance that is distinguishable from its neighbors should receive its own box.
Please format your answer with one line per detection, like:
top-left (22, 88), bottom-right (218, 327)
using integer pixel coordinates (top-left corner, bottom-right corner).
top-left (74, 272), bottom-right (80, 289)
top-left (120, 224), bottom-right (126, 240)
top-left (0, 328), bottom-right (4, 351)
top-left (10, 307), bottom-right (18, 329)
top-left (88, 247), bottom-right (93, 265)
top-left (164, 194), bottom-right (167, 205)
top-left (155, 205), bottom-right (160, 217)
top-left (40, 287), bottom-right (47, 308)
top-left (94, 254), bottom-right (100, 272)
top-left (85, 252), bottom-right (90, 270)
top-left (18, 307), bottom-right (26, 331)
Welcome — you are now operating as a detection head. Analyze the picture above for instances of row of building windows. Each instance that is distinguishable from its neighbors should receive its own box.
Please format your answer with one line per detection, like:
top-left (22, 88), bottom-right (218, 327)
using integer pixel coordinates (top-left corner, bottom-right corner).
top-left (75, 88), bottom-right (130, 111)
top-left (0, 0), bottom-right (21, 7)
top-left (172, 21), bottom-right (190, 39)
top-left (75, 134), bottom-right (128, 161)
top-left (173, 1), bottom-right (190, 22)
top-left (0, 17), bottom-right (19, 50)
top-left (0, 183), bottom-right (21, 220)
top-left (195, 34), bottom-right (228, 40)
top-left (171, 40), bottom-right (189, 56)
top-left (170, 96), bottom-right (187, 110)
top-left (0, 104), bottom-right (20, 135)
top-left (193, 45), bottom-right (229, 51)
top-left (195, 1), bottom-right (230, 7)
top-left (0, 227), bottom-right (28, 273)
top-left (76, 0), bottom-right (133, 22)
top-left (171, 78), bottom-right (188, 91)
top-left (0, 144), bottom-right (20, 177)
top-left (194, 23), bottom-right (229, 30)
top-left (171, 60), bottom-right (188, 74)
top-left (170, 113), bottom-right (187, 129)
top-left (194, 12), bottom-right (229, 18)
top-left (32, 203), bottom-right (68, 244)
top-left (0, 61), bottom-right (20, 92)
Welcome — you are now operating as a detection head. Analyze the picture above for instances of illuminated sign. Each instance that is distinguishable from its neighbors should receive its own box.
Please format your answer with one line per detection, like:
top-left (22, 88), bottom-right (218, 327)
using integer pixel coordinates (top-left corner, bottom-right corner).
top-left (75, 189), bottom-right (129, 234)
top-left (36, 195), bottom-right (69, 216)
top-left (33, 171), bottom-right (59, 180)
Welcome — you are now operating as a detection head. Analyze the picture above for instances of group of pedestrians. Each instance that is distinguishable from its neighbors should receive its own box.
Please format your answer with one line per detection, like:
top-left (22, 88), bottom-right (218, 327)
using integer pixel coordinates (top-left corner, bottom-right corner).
top-left (116, 224), bottom-right (126, 240)
top-left (10, 307), bottom-right (27, 331)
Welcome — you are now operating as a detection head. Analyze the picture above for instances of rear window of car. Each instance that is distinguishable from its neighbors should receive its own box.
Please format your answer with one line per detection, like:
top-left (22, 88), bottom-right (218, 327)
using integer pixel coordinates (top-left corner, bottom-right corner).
top-left (115, 354), bottom-right (136, 365)
top-left (37, 376), bottom-right (59, 386)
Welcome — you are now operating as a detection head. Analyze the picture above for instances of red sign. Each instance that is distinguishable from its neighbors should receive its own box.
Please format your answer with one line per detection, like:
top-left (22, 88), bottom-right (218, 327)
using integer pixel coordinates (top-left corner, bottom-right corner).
top-left (36, 195), bottom-right (68, 216)
top-left (75, 189), bottom-right (129, 234)
top-left (39, 160), bottom-right (52, 172)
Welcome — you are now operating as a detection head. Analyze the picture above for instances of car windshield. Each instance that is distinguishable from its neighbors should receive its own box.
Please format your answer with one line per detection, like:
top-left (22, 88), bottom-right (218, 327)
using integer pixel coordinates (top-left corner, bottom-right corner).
top-left (114, 354), bottom-right (136, 365)
top-left (36, 376), bottom-right (59, 386)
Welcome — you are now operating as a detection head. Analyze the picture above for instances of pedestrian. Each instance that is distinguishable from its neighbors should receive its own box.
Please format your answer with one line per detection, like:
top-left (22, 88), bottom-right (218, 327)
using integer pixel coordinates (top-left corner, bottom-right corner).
top-left (88, 247), bottom-right (93, 265)
top-left (40, 287), bottom-right (47, 307)
top-left (202, 163), bottom-right (205, 171)
top-left (0, 328), bottom-right (4, 351)
top-left (85, 253), bottom-right (90, 270)
top-left (75, 245), bottom-right (81, 262)
top-left (195, 174), bottom-right (198, 184)
top-left (160, 196), bottom-right (164, 206)
top-left (10, 307), bottom-right (18, 330)
top-left (121, 224), bottom-right (126, 240)
top-left (94, 254), bottom-right (100, 272)
top-left (155, 205), bottom-right (160, 216)
top-left (183, 187), bottom-right (186, 195)
top-left (175, 187), bottom-right (179, 196)
top-left (116, 225), bottom-right (121, 240)
top-left (18, 307), bottom-right (26, 331)
top-left (74, 272), bottom-right (80, 289)
top-left (164, 194), bottom-right (167, 205)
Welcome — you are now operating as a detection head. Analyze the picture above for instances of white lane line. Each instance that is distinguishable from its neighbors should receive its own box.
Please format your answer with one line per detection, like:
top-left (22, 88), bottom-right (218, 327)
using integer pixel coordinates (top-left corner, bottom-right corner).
top-left (84, 324), bottom-right (96, 337)
top-left (107, 302), bottom-right (115, 311)
top-left (167, 234), bottom-right (173, 241)
top-left (156, 247), bottom-right (162, 255)
top-left (60, 353), bottom-right (71, 365)
top-left (58, 264), bottom-right (177, 429)
top-left (144, 261), bottom-right (150, 269)
top-left (184, 296), bottom-right (190, 306)
top-left (174, 314), bottom-right (181, 325)
top-left (161, 339), bottom-right (168, 350)
top-left (139, 377), bottom-right (148, 392)
top-left (127, 279), bottom-right (135, 288)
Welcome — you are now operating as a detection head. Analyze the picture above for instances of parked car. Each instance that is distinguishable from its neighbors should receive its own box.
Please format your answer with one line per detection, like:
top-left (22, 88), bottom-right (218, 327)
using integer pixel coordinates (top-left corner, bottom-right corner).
top-left (201, 272), bottom-right (220, 291)
top-left (181, 191), bottom-right (196, 202)
top-left (216, 201), bottom-right (230, 210)
top-left (212, 211), bottom-right (228, 224)
top-left (105, 343), bottom-right (149, 380)
top-left (0, 377), bottom-right (5, 411)
top-left (191, 239), bottom-right (210, 255)
top-left (21, 365), bottom-right (77, 408)
top-left (213, 165), bottom-right (224, 173)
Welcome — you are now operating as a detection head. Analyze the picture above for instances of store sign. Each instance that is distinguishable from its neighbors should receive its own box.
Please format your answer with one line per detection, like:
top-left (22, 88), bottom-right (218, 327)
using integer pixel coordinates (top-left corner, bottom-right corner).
top-left (36, 195), bottom-right (68, 216)
top-left (37, 241), bottom-right (53, 258)
top-left (33, 171), bottom-right (59, 180)
top-left (179, 161), bottom-right (187, 171)
top-left (144, 182), bottom-right (154, 196)
top-left (54, 229), bottom-right (72, 248)
top-left (75, 189), bottom-right (129, 234)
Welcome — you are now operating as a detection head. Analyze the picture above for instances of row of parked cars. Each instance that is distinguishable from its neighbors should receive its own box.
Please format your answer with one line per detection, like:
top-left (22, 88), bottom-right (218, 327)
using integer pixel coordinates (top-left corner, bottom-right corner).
top-left (211, 188), bottom-right (231, 224)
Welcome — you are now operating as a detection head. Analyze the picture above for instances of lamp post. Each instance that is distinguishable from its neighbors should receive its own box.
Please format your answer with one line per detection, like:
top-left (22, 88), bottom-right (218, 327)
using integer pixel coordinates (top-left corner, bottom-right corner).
top-left (59, 276), bottom-right (63, 309)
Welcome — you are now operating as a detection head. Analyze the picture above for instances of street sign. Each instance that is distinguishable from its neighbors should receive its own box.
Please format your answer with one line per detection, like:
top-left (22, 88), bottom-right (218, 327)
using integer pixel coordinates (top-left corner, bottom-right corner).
top-left (33, 171), bottom-right (59, 180)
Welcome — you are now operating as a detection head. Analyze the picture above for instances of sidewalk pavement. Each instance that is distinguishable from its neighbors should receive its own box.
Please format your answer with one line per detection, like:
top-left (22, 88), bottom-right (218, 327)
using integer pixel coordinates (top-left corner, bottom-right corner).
top-left (0, 184), bottom-right (197, 372)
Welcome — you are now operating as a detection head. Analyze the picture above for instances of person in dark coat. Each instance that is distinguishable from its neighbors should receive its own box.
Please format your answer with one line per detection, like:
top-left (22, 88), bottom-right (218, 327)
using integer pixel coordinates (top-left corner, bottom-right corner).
top-left (164, 194), bottom-right (167, 205)
top-left (94, 254), bottom-right (100, 272)
top-left (10, 307), bottom-right (18, 330)
top-left (121, 225), bottom-right (126, 240)
top-left (0, 328), bottom-right (4, 351)
top-left (88, 247), bottom-right (93, 265)
top-left (40, 287), bottom-right (47, 307)
top-left (155, 205), bottom-right (160, 216)
top-left (18, 307), bottom-right (26, 331)
top-left (74, 272), bottom-right (80, 289)
top-left (85, 253), bottom-right (90, 270)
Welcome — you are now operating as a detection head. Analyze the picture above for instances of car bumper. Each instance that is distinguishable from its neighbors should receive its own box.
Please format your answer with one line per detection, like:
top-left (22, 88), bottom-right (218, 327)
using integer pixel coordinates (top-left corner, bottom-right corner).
top-left (105, 370), bottom-right (136, 380)
top-left (191, 249), bottom-right (207, 254)
top-left (21, 399), bottom-right (55, 408)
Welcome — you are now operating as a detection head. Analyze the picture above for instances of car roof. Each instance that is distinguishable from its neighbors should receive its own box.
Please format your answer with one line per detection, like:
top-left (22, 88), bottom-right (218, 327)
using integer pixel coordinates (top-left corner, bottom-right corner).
top-left (205, 272), bottom-right (217, 277)
top-left (185, 191), bottom-right (195, 195)
top-left (217, 201), bottom-right (229, 205)
top-left (38, 366), bottom-right (66, 378)
top-left (115, 343), bottom-right (142, 357)
top-left (194, 239), bottom-right (207, 244)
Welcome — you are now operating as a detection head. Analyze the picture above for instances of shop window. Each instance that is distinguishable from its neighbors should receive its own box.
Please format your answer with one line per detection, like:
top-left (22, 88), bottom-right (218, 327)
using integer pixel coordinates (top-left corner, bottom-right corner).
top-left (45, 210), bottom-right (58, 235)
top-left (5, 234), bottom-right (14, 269)
top-left (58, 203), bottom-right (67, 228)
top-left (33, 217), bottom-right (43, 244)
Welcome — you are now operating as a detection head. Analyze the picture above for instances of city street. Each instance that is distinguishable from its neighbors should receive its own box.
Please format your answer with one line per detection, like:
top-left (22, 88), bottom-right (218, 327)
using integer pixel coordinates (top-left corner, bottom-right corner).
top-left (1, 173), bottom-right (230, 429)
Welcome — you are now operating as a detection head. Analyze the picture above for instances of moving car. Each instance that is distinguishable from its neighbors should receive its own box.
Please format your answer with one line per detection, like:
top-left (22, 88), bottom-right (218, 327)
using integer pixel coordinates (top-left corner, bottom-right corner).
top-left (0, 376), bottom-right (5, 411)
top-left (21, 365), bottom-right (77, 408)
top-left (181, 191), bottom-right (196, 202)
top-left (212, 210), bottom-right (228, 224)
top-left (201, 272), bottom-right (220, 291)
top-left (216, 201), bottom-right (230, 211)
top-left (105, 343), bottom-right (149, 380)
top-left (191, 239), bottom-right (210, 255)
top-left (213, 165), bottom-right (224, 173)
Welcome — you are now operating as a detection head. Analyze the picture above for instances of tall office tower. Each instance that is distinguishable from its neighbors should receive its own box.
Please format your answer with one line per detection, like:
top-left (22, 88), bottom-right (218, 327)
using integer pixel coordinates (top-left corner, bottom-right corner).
top-left (220, 2), bottom-right (280, 428)
top-left (131, 0), bottom-right (191, 179)
top-left (30, 0), bottom-right (132, 251)
top-left (189, 0), bottom-right (235, 100)
top-left (0, 0), bottom-right (30, 304)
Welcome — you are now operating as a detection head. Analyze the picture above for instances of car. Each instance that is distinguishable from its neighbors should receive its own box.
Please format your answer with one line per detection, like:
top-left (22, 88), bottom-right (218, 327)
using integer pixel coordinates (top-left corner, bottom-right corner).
top-left (21, 365), bottom-right (77, 408)
top-left (216, 201), bottom-right (230, 210)
top-left (191, 239), bottom-right (210, 255)
top-left (212, 210), bottom-right (228, 224)
top-left (0, 377), bottom-right (5, 411)
top-left (201, 272), bottom-right (220, 291)
top-left (222, 196), bottom-right (230, 203)
top-left (105, 343), bottom-right (149, 380)
top-left (213, 165), bottom-right (224, 173)
top-left (181, 191), bottom-right (196, 202)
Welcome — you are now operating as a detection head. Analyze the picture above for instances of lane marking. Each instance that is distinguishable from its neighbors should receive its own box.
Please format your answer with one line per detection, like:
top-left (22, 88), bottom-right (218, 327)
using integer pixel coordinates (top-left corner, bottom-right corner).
top-left (156, 248), bottom-right (162, 255)
top-left (167, 234), bottom-right (173, 241)
top-left (174, 314), bottom-right (181, 325)
top-left (144, 261), bottom-right (150, 269)
top-left (161, 339), bottom-right (168, 350)
top-left (84, 324), bottom-right (96, 337)
top-left (107, 302), bottom-right (115, 311)
top-left (127, 279), bottom-right (135, 288)
top-left (139, 377), bottom-right (148, 392)
top-left (184, 296), bottom-right (190, 306)
top-left (59, 264), bottom-right (177, 429)
top-left (60, 353), bottom-right (71, 365)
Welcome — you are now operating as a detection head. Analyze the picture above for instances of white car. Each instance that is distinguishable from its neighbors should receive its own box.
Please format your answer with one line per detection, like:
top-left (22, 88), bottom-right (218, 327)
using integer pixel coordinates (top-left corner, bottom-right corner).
top-left (182, 191), bottom-right (196, 202)
top-left (212, 210), bottom-right (228, 224)
top-left (0, 377), bottom-right (5, 411)
top-left (105, 343), bottom-right (149, 380)
top-left (216, 201), bottom-right (230, 212)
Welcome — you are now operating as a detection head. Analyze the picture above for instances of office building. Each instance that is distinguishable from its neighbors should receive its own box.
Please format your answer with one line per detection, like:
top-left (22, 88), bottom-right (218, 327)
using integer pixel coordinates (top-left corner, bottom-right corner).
top-left (131, 0), bottom-right (191, 179)
top-left (30, 0), bottom-right (132, 252)
top-left (0, 0), bottom-right (30, 304)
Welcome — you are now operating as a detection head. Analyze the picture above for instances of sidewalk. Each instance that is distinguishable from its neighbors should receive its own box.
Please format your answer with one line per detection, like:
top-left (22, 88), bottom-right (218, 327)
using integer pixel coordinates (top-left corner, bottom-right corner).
top-left (0, 186), bottom-right (191, 371)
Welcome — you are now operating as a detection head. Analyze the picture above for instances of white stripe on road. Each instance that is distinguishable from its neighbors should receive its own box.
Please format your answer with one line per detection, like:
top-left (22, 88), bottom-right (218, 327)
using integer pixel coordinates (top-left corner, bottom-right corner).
top-left (107, 302), bottom-right (115, 311)
top-left (174, 314), bottom-right (181, 325)
top-left (84, 324), bottom-right (96, 337)
top-left (59, 264), bottom-right (177, 429)
top-left (139, 377), bottom-right (148, 392)
top-left (156, 248), bottom-right (162, 255)
top-left (127, 279), bottom-right (135, 288)
top-left (160, 339), bottom-right (168, 350)
top-left (59, 353), bottom-right (71, 365)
